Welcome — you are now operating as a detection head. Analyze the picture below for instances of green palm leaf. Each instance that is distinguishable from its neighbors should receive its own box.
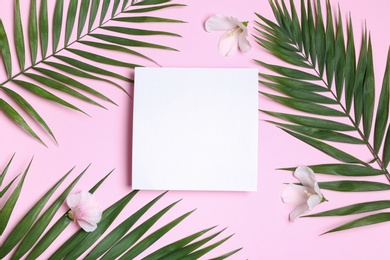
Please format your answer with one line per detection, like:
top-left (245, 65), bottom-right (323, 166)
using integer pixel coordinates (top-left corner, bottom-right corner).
top-left (256, 0), bottom-right (390, 233)
top-left (0, 157), bottom-right (240, 259)
top-left (0, 0), bottom-right (186, 145)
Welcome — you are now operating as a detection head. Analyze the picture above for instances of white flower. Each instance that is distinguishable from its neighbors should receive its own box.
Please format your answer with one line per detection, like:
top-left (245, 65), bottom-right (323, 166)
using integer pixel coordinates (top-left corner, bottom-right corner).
top-left (205, 14), bottom-right (251, 56)
top-left (66, 190), bottom-right (102, 232)
top-left (281, 166), bottom-right (325, 221)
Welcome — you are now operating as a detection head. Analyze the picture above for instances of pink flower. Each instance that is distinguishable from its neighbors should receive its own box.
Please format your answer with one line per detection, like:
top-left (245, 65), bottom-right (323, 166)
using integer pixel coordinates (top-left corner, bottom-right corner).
top-left (281, 166), bottom-right (325, 221)
top-left (205, 14), bottom-right (251, 56)
top-left (66, 190), bottom-right (102, 232)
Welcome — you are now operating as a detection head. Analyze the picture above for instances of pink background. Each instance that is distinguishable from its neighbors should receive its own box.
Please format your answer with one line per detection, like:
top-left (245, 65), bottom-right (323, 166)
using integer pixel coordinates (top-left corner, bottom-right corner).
top-left (1, 0), bottom-right (390, 259)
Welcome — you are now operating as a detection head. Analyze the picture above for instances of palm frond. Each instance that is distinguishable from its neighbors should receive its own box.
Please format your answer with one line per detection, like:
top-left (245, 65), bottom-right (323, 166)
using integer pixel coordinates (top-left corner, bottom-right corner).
top-left (0, 0), bottom-right (185, 145)
top-left (256, 0), bottom-right (390, 233)
top-left (0, 156), bottom-right (240, 259)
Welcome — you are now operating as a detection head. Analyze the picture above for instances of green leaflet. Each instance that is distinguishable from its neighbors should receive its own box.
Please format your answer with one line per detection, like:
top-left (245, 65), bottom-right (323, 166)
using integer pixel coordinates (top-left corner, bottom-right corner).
top-left (363, 36), bottom-right (375, 139)
top-left (0, 99), bottom-right (44, 145)
top-left (14, 0), bottom-right (25, 70)
top-left (117, 210), bottom-right (196, 260)
top-left (100, 200), bottom-right (182, 260)
top-left (280, 164), bottom-right (385, 177)
top-left (79, 40), bottom-right (157, 64)
top-left (305, 200), bottom-right (390, 217)
top-left (325, 0), bottom-right (335, 86)
top-left (112, 0), bottom-right (121, 17)
top-left (114, 16), bottom-right (184, 23)
top-left (39, 0), bottom-right (48, 58)
top-left (260, 80), bottom-right (337, 104)
top-left (255, 14), bottom-right (292, 44)
top-left (259, 74), bottom-right (327, 92)
top-left (101, 25), bottom-right (181, 36)
top-left (0, 176), bottom-right (18, 199)
top-left (353, 30), bottom-right (368, 126)
top-left (315, 0), bottom-right (326, 76)
top-left (323, 213), bottom-right (390, 234)
top-left (0, 154), bottom-right (15, 190)
top-left (270, 122), bottom-right (364, 144)
top-left (52, 0), bottom-right (64, 53)
top-left (289, 0), bottom-right (302, 52)
top-left (34, 67), bottom-right (116, 105)
top-left (44, 60), bottom-right (129, 94)
top-left (100, 0), bottom-right (110, 24)
top-left (374, 48), bottom-right (390, 153)
top-left (90, 33), bottom-right (178, 50)
top-left (209, 249), bottom-right (244, 260)
top-left (13, 79), bottom-right (88, 116)
top-left (158, 229), bottom-right (226, 260)
top-left (318, 181), bottom-right (390, 192)
top-left (0, 20), bottom-right (12, 77)
top-left (134, 0), bottom-right (174, 6)
top-left (88, 0), bottom-right (100, 32)
top-left (78, 0), bottom-right (90, 38)
top-left (344, 17), bottom-right (356, 112)
top-left (65, 0), bottom-right (78, 46)
top-left (28, 0), bottom-right (38, 64)
top-left (257, 38), bottom-right (311, 68)
top-left (2, 87), bottom-right (57, 143)
top-left (122, 0), bottom-right (129, 11)
top-left (126, 4), bottom-right (186, 13)
top-left (142, 227), bottom-right (216, 259)
top-left (66, 48), bottom-right (140, 68)
top-left (0, 159), bottom-right (32, 235)
top-left (334, 8), bottom-right (345, 99)
top-left (55, 55), bottom-right (131, 82)
top-left (257, 61), bottom-right (320, 80)
top-left (300, 0), bottom-right (309, 58)
top-left (262, 92), bottom-right (345, 117)
top-left (306, 0), bottom-right (316, 67)
top-left (262, 110), bottom-right (355, 131)
top-left (182, 235), bottom-right (234, 260)
top-left (254, 28), bottom-right (298, 53)
top-left (85, 192), bottom-right (168, 259)
top-left (25, 72), bottom-right (105, 109)
top-left (281, 129), bottom-right (363, 164)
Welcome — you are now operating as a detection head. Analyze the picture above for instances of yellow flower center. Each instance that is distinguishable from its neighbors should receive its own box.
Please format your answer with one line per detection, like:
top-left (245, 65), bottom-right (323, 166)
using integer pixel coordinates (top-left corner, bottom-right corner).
top-left (226, 27), bottom-right (243, 38)
top-left (304, 190), bottom-right (313, 197)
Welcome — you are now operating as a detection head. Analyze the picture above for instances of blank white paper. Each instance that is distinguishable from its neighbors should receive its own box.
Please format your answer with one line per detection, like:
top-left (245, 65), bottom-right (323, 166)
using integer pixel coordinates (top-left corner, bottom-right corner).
top-left (132, 68), bottom-right (258, 191)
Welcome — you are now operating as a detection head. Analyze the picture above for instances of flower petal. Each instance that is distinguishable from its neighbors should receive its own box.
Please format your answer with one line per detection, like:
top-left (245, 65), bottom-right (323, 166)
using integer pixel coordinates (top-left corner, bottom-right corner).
top-left (313, 182), bottom-right (323, 198)
top-left (238, 31), bottom-right (251, 53)
top-left (289, 203), bottom-right (309, 221)
top-left (281, 183), bottom-right (308, 205)
top-left (81, 206), bottom-right (102, 223)
top-left (205, 14), bottom-right (238, 32)
top-left (307, 194), bottom-right (322, 210)
top-left (66, 192), bottom-right (82, 208)
top-left (294, 166), bottom-right (316, 188)
top-left (218, 29), bottom-right (240, 56)
top-left (78, 219), bottom-right (98, 232)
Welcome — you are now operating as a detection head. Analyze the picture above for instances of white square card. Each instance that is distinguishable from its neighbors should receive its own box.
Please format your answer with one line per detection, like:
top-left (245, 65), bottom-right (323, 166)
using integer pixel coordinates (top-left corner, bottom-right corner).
top-left (132, 68), bottom-right (258, 191)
